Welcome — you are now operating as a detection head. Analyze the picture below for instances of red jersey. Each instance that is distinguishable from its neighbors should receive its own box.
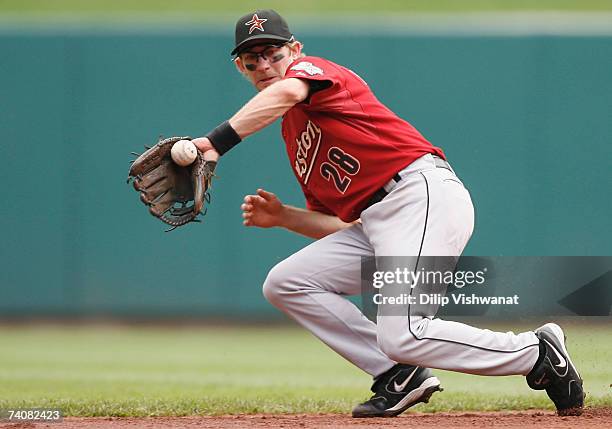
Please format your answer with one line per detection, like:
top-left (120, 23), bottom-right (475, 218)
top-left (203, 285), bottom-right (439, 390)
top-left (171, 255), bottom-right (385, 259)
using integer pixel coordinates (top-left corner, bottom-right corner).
top-left (281, 56), bottom-right (445, 222)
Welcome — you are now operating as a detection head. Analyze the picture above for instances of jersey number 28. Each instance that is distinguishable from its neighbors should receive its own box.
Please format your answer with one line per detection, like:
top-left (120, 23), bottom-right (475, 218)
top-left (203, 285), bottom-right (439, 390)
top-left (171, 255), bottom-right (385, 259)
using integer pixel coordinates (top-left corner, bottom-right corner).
top-left (320, 147), bottom-right (361, 194)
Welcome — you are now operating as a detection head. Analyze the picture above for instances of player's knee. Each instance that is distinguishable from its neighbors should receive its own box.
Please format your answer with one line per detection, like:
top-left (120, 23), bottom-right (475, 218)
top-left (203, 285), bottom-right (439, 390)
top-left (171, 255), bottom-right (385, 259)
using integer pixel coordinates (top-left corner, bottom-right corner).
top-left (262, 273), bottom-right (281, 308)
top-left (263, 257), bottom-right (322, 308)
top-left (262, 262), bottom-right (292, 308)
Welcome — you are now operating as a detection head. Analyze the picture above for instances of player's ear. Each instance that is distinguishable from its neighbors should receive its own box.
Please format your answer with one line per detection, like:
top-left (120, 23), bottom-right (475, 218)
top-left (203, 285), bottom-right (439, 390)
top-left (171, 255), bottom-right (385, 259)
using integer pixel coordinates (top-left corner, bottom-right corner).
top-left (234, 57), bottom-right (246, 75)
top-left (289, 41), bottom-right (303, 60)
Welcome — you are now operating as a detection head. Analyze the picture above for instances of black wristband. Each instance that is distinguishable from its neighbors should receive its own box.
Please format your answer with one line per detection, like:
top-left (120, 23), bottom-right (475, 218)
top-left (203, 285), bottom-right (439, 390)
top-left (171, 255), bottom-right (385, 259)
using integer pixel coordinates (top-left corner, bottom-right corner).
top-left (205, 121), bottom-right (242, 156)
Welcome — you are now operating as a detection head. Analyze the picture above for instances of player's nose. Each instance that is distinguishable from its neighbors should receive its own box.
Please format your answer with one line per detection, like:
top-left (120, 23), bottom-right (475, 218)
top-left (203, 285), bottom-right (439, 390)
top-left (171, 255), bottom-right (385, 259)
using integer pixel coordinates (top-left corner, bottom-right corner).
top-left (256, 61), bottom-right (271, 71)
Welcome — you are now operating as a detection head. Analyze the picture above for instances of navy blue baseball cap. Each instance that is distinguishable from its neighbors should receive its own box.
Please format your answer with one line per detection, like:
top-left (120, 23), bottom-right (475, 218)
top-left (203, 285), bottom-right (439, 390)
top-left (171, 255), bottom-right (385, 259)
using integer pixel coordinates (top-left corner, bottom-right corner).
top-left (231, 9), bottom-right (294, 56)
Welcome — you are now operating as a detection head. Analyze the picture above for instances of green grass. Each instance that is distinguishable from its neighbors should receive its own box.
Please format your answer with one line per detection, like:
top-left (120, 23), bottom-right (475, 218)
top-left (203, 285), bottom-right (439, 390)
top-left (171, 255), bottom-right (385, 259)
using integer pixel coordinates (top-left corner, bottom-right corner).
top-left (3, 1), bottom-right (609, 30)
top-left (0, 322), bottom-right (609, 416)
top-left (1, 0), bottom-right (612, 14)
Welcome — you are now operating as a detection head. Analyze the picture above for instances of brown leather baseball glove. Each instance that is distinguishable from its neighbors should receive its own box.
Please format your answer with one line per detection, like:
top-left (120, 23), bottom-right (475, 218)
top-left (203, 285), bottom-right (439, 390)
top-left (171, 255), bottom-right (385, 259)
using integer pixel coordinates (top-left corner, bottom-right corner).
top-left (127, 136), bottom-right (217, 231)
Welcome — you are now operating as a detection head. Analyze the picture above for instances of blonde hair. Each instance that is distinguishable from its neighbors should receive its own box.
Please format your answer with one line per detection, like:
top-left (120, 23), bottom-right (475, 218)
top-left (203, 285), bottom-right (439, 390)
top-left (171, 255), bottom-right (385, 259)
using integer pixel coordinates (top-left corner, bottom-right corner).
top-left (287, 39), bottom-right (306, 58)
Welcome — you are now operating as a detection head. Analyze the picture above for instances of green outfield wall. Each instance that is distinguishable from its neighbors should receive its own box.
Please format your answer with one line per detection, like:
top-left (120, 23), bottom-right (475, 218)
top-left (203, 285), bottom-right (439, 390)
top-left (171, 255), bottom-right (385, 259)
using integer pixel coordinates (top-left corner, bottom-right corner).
top-left (1, 30), bottom-right (610, 318)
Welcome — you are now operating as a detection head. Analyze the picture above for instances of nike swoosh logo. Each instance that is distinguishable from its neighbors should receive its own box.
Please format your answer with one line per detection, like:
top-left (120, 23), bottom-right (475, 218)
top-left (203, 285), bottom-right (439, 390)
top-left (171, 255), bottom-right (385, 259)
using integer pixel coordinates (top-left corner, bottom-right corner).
top-left (393, 368), bottom-right (418, 392)
top-left (543, 339), bottom-right (567, 369)
top-left (534, 372), bottom-right (547, 385)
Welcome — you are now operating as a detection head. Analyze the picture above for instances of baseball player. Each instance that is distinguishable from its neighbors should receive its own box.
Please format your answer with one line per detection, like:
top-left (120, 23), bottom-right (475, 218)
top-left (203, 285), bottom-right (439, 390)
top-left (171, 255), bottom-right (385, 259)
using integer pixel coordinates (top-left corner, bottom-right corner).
top-left (192, 10), bottom-right (584, 417)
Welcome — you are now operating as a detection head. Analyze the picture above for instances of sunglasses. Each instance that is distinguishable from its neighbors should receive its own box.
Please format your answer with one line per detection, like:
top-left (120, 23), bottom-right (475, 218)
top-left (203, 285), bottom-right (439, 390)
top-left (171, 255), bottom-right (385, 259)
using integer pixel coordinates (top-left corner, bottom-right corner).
top-left (239, 44), bottom-right (287, 71)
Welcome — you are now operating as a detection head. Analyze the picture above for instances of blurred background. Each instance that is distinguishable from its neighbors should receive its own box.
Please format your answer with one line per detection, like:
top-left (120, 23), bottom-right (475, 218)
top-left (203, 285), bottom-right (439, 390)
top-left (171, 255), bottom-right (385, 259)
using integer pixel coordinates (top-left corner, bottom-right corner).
top-left (1, 1), bottom-right (610, 320)
top-left (0, 1), bottom-right (610, 416)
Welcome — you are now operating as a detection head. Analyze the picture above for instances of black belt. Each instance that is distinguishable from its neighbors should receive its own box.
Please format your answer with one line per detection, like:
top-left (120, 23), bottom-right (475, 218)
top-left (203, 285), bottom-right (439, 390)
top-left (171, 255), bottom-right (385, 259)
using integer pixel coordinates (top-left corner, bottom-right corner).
top-left (364, 156), bottom-right (452, 209)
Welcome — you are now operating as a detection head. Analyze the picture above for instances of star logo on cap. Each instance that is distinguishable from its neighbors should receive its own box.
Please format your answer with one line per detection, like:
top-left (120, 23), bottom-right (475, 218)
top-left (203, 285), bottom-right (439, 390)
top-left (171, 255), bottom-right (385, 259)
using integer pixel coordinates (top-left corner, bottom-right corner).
top-left (245, 13), bottom-right (268, 34)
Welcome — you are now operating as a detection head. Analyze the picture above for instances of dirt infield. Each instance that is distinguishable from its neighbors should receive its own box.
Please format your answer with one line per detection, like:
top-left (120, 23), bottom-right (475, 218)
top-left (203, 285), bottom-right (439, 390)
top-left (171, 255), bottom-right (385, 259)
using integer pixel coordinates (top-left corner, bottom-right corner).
top-left (2, 408), bottom-right (609, 429)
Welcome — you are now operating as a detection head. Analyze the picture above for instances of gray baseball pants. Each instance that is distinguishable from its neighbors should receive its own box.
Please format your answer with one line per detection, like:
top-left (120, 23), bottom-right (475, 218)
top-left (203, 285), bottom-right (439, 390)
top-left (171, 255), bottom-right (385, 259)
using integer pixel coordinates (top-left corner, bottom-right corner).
top-left (263, 154), bottom-right (540, 378)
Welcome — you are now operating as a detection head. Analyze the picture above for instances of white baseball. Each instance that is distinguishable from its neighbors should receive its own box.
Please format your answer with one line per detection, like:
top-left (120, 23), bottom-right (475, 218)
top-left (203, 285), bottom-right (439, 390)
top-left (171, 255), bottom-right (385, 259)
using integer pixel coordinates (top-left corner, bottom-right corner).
top-left (171, 139), bottom-right (198, 166)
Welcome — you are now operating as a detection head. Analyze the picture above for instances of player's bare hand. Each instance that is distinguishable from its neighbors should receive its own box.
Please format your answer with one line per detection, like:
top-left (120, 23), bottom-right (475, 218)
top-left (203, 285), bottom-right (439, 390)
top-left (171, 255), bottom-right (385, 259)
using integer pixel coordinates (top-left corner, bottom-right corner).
top-left (191, 137), bottom-right (220, 161)
top-left (241, 189), bottom-right (283, 228)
